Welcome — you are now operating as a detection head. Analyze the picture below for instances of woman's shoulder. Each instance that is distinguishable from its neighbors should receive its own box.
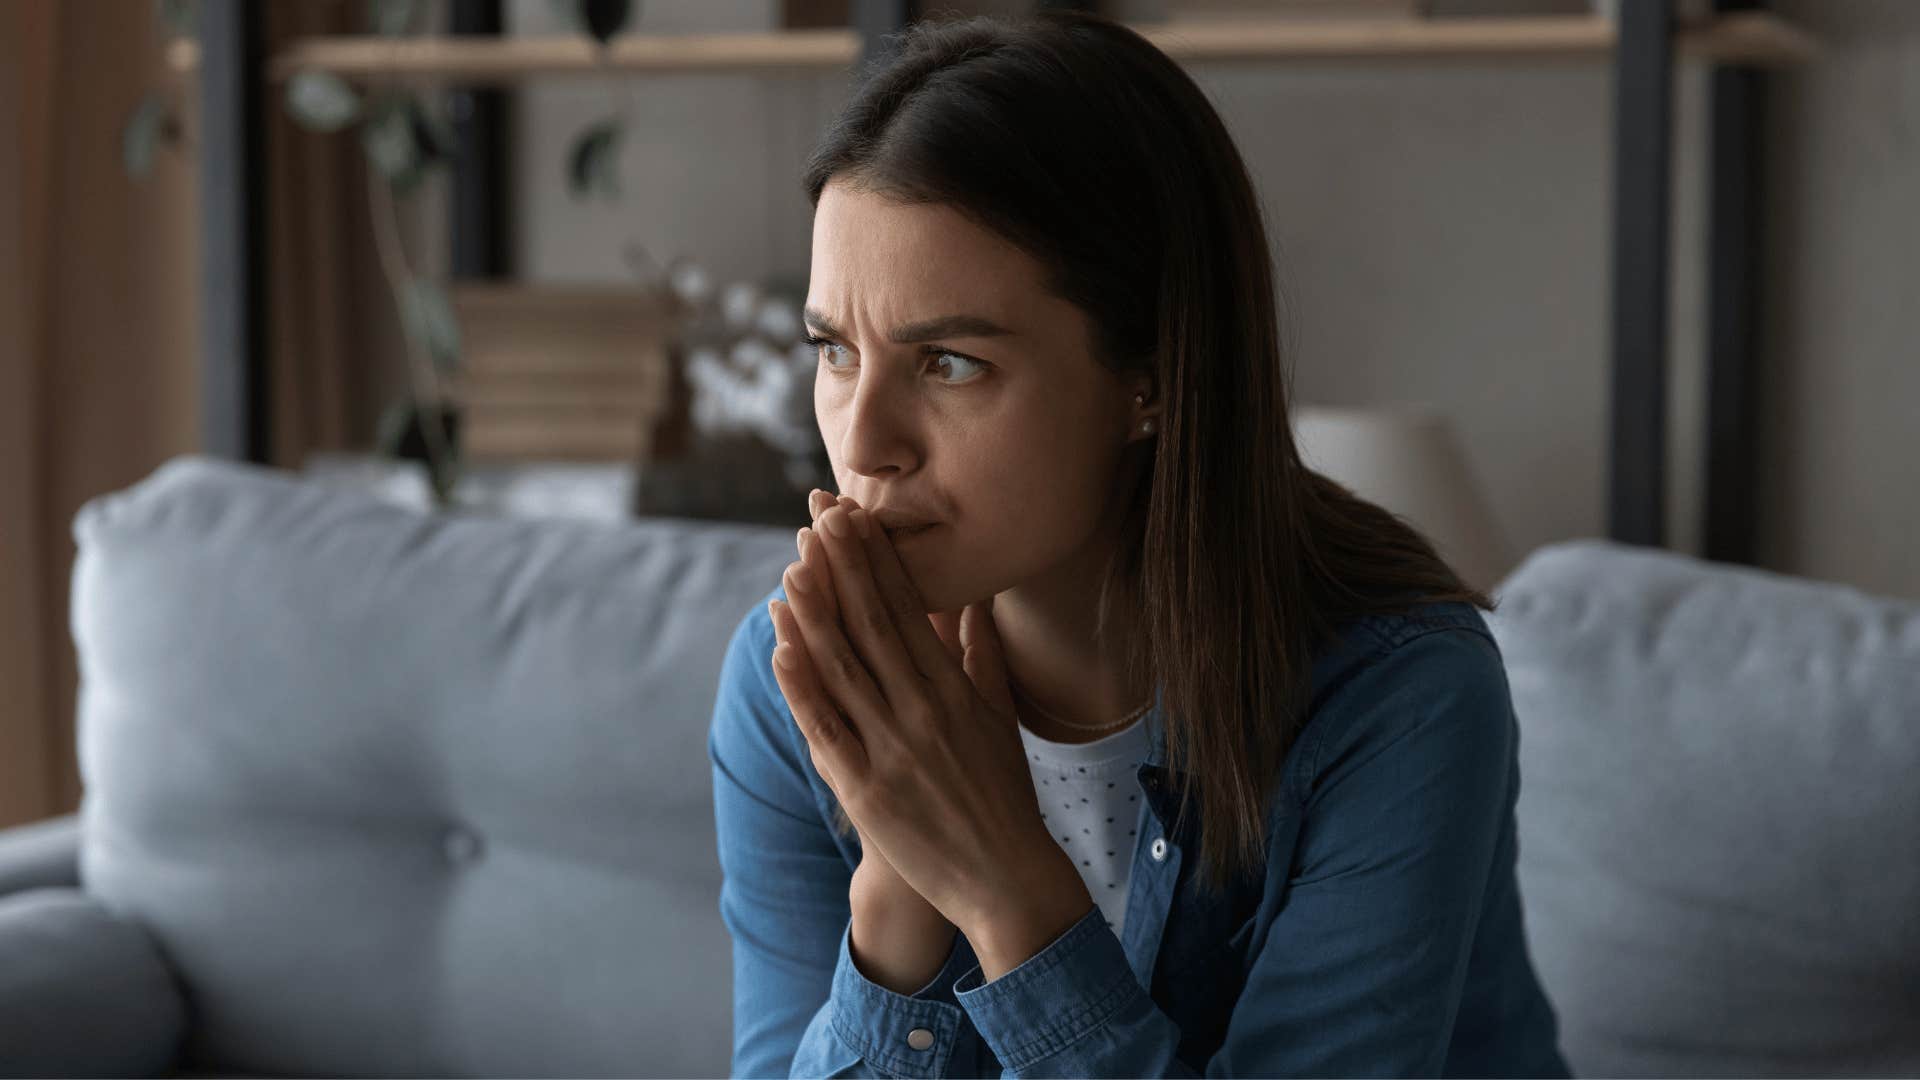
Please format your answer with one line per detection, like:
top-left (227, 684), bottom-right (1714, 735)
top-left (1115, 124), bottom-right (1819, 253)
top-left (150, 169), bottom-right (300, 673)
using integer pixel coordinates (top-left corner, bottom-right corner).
top-left (1311, 596), bottom-right (1500, 681)
top-left (1288, 598), bottom-right (1513, 799)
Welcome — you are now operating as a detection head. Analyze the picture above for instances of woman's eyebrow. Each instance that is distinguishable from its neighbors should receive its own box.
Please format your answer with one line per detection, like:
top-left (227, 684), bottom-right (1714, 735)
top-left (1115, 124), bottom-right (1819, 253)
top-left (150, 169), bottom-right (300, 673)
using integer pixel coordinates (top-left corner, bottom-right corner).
top-left (803, 306), bottom-right (1015, 344)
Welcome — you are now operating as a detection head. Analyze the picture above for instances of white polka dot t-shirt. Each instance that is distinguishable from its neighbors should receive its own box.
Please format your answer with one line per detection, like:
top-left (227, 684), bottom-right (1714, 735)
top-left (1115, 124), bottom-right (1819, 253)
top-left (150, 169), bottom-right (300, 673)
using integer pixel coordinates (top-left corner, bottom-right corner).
top-left (1021, 712), bottom-right (1152, 936)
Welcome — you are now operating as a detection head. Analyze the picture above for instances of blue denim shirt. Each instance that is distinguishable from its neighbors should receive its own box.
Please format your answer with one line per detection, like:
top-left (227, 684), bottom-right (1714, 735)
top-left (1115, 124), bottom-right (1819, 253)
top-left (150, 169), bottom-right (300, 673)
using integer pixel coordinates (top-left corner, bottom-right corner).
top-left (710, 586), bottom-right (1571, 1078)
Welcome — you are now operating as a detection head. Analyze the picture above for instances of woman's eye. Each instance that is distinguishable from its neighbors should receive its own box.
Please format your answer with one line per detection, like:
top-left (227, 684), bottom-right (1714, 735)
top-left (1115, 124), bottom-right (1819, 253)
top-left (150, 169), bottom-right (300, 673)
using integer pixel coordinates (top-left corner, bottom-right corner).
top-left (931, 352), bottom-right (986, 384)
top-left (804, 335), bottom-right (851, 367)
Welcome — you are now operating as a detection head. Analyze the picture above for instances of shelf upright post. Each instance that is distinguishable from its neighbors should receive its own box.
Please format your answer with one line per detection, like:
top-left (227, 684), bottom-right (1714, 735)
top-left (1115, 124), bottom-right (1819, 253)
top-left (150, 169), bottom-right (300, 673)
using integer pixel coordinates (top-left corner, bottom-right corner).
top-left (1701, 0), bottom-right (1765, 565)
top-left (197, 0), bottom-right (271, 463)
top-left (1606, 0), bottom-right (1675, 547)
top-left (450, 0), bottom-right (513, 279)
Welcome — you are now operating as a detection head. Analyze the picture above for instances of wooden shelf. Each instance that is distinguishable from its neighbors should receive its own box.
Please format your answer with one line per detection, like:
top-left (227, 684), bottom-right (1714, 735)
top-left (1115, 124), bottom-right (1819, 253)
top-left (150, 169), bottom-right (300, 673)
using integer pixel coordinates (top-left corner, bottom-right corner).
top-left (1139, 12), bottom-right (1816, 67)
top-left (162, 13), bottom-right (1815, 85)
top-left (262, 29), bottom-right (862, 83)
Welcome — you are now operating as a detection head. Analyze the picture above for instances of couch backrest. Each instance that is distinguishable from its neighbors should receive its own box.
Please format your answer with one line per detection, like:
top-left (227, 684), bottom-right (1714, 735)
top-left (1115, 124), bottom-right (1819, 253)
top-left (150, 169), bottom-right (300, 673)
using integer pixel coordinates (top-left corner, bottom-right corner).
top-left (70, 455), bottom-right (794, 1077)
top-left (1487, 540), bottom-right (1920, 1078)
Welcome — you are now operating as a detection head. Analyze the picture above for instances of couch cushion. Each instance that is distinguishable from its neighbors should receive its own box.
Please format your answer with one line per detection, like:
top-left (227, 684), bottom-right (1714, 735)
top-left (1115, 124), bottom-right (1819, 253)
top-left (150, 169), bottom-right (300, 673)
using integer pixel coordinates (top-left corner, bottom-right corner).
top-left (69, 455), bottom-right (796, 1077)
top-left (1487, 540), bottom-right (1920, 1078)
top-left (0, 888), bottom-right (187, 1076)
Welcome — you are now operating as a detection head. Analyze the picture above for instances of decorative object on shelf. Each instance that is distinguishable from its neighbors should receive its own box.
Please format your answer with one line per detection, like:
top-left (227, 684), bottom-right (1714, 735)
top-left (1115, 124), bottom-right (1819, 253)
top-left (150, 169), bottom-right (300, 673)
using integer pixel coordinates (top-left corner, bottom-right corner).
top-left (444, 283), bottom-right (678, 463)
top-left (1292, 404), bottom-right (1513, 595)
top-left (632, 262), bottom-right (828, 527)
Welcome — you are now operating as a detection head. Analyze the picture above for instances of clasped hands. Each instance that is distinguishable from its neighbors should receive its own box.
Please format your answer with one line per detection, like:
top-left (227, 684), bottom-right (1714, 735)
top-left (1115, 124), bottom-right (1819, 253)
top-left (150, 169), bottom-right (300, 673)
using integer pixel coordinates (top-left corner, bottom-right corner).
top-left (765, 490), bottom-right (1095, 975)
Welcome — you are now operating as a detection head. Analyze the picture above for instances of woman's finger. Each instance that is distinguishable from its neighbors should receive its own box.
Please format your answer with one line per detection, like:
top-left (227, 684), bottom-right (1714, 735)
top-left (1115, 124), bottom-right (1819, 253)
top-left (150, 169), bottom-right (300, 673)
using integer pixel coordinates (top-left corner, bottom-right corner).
top-left (813, 503), bottom-right (932, 713)
top-left (844, 504), bottom-right (973, 701)
top-left (782, 556), bottom-right (895, 738)
top-left (767, 598), bottom-right (869, 792)
top-left (927, 610), bottom-right (965, 665)
top-left (959, 597), bottom-right (1016, 715)
top-left (797, 523), bottom-right (840, 624)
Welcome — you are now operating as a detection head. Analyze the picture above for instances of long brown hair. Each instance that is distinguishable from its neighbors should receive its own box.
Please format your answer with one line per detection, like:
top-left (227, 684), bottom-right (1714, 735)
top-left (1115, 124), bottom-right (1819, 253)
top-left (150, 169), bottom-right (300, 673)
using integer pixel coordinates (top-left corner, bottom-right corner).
top-left (803, 10), bottom-right (1494, 894)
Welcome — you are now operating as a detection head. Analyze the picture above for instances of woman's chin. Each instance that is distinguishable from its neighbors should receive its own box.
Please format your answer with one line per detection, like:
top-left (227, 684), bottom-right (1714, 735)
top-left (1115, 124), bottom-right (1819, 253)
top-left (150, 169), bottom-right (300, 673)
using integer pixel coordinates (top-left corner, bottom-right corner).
top-left (913, 580), bottom-right (1000, 618)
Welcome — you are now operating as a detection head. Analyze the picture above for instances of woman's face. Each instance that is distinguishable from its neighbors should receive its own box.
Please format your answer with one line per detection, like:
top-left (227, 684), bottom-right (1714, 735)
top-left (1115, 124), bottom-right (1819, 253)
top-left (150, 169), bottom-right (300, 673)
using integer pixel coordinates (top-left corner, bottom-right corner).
top-left (804, 179), bottom-right (1147, 614)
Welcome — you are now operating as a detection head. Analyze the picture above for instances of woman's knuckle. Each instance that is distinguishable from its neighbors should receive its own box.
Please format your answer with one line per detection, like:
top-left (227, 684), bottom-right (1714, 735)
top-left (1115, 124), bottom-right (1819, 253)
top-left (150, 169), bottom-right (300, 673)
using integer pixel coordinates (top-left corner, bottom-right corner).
top-left (858, 603), bottom-right (893, 640)
top-left (830, 644), bottom-right (865, 685)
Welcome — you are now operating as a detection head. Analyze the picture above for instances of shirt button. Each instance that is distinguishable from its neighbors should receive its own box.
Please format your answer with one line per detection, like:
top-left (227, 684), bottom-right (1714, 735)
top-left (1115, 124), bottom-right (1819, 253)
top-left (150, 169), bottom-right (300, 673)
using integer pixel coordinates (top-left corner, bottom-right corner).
top-left (907, 1027), bottom-right (934, 1051)
top-left (1150, 837), bottom-right (1168, 861)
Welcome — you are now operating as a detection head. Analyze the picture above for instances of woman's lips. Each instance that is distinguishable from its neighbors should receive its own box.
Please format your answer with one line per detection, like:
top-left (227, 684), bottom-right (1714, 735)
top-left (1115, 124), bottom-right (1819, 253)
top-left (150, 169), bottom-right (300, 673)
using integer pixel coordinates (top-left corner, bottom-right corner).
top-left (885, 523), bottom-right (939, 543)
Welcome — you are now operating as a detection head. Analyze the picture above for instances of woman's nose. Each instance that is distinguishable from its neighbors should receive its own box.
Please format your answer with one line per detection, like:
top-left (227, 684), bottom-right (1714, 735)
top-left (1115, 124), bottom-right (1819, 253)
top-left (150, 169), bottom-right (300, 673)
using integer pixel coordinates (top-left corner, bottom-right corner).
top-left (833, 371), bottom-right (919, 478)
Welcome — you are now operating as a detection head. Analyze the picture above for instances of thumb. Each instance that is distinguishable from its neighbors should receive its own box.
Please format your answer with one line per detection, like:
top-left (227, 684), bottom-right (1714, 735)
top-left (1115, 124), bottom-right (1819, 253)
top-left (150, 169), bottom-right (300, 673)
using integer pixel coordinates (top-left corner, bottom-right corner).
top-left (959, 597), bottom-right (1015, 716)
top-left (926, 610), bottom-right (965, 665)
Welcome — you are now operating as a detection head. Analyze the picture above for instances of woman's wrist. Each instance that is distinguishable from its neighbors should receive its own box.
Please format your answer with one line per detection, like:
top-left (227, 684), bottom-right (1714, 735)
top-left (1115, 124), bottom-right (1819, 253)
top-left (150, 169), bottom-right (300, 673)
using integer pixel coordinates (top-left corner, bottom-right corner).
top-left (848, 884), bottom-right (959, 995)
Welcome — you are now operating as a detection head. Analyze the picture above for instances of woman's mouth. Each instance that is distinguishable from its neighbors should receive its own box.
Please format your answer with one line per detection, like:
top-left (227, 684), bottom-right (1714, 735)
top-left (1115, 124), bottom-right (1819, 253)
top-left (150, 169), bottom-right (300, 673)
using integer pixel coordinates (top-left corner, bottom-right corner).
top-left (885, 523), bottom-right (940, 543)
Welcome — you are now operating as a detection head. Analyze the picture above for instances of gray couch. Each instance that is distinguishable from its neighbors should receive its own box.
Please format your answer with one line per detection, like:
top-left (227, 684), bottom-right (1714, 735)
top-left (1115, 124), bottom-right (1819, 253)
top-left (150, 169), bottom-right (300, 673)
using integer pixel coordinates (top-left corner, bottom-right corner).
top-left (0, 455), bottom-right (1914, 1077)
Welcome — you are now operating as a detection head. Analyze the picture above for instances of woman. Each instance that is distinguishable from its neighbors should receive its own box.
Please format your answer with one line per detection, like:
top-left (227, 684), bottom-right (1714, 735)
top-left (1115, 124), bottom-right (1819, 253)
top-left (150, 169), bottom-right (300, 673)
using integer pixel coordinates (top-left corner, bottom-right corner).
top-left (708, 10), bottom-right (1570, 1078)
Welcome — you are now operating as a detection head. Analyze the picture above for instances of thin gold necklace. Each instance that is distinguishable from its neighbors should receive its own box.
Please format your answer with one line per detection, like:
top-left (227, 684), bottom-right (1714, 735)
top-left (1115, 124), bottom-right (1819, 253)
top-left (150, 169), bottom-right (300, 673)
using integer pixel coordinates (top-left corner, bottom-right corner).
top-left (1012, 678), bottom-right (1153, 735)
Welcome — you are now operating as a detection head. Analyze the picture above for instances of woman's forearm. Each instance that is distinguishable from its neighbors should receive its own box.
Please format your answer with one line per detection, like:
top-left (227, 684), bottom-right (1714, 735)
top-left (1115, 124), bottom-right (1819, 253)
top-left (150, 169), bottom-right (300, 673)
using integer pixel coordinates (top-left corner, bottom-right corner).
top-left (848, 891), bottom-right (959, 995)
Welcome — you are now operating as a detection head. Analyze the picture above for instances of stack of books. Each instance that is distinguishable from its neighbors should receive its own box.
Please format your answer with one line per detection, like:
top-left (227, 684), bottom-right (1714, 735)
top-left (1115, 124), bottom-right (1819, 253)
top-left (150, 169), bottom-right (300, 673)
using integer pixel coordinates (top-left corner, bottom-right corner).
top-left (446, 284), bottom-right (682, 463)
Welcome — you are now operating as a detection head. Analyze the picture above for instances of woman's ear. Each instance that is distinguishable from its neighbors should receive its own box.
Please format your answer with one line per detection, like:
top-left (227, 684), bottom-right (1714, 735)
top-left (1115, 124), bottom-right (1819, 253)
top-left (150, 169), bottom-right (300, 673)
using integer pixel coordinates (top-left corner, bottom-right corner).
top-left (1129, 382), bottom-right (1161, 440)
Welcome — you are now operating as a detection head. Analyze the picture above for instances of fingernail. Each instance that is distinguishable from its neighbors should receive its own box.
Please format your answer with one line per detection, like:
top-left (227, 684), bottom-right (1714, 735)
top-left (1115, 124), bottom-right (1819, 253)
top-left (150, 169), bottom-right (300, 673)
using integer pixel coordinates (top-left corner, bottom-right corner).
top-left (773, 643), bottom-right (798, 671)
top-left (796, 526), bottom-right (811, 556)
top-left (851, 509), bottom-right (872, 539)
top-left (786, 562), bottom-right (809, 591)
top-left (822, 510), bottom-right (848, 539)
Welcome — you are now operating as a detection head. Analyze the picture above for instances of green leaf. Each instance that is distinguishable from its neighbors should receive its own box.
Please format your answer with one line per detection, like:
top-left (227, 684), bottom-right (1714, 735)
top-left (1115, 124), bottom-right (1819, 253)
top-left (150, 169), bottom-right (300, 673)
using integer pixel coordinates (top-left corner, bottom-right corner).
top-left (361, 96), bottom-right (423, 191)
top-left (402, 278), bottom-right (462, 371)
top-left (578, 0), bottom-right (633, 45)
top-left (567, 119), bottom-right (622, 200)
top-left (285, 70), bottom-right (362, 133)
top-left (155, 0), bottom-right (195, 38)
top-left (121, 93), bottom-right (171, 179)
top-left (367, 0), bottom-right (421, 36)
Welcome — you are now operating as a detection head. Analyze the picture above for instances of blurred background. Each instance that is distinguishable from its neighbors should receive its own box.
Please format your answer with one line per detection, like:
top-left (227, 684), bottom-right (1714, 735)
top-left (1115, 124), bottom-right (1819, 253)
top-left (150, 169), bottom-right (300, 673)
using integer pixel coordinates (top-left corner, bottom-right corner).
top-left (1, 0), bottom-right (1912, 823)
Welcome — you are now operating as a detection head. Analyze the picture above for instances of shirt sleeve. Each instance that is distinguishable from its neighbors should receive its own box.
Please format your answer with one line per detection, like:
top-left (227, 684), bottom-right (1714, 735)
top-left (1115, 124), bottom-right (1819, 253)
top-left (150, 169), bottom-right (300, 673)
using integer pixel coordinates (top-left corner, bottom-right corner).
top-left (790, 917), bottom-right (985, 1078)
top-left (946, 626), bottom-right (1519, 1077)
top-left (709, 591), bottom-right (982, 1079)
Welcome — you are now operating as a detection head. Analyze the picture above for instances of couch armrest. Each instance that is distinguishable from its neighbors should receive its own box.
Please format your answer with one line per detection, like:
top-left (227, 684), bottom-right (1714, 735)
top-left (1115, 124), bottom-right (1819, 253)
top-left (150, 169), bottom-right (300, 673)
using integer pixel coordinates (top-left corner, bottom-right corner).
top-left (0, 813), bottom-right (79, 897)
top-left (0, 888), bottom-right (187, 1077)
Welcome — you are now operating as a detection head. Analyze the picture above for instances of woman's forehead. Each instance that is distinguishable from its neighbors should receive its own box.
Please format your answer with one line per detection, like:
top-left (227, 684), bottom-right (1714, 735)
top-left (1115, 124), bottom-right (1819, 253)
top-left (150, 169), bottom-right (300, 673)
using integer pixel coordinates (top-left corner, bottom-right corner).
top-left (814, 185), bottom-right (1040, 284)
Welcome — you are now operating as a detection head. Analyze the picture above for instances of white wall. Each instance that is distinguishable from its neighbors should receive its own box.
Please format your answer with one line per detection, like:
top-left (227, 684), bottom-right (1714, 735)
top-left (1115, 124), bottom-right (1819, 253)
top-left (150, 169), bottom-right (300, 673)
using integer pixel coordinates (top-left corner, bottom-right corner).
top-left (1757, 0), bottom-right (1919, 602)
top-left (506, 0), bottom-right (1919, 601)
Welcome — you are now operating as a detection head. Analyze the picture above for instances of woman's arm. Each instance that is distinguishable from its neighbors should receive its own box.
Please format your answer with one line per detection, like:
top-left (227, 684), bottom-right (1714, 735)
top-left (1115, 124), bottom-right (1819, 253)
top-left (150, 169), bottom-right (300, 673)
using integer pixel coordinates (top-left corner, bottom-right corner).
top-left (710, 598), bottom-right (856, 1078)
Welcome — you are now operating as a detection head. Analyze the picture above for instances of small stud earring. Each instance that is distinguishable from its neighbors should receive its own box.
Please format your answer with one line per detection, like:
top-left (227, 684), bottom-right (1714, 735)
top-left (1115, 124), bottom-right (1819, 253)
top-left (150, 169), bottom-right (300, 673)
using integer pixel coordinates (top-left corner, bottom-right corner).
top-left (1140, 419), bottom-right (1156, 435)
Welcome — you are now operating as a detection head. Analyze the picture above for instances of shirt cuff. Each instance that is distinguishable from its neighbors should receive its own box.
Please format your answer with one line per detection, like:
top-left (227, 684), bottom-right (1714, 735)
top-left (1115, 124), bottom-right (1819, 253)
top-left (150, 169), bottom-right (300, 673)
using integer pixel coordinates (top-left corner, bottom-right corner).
top-left (952, 903), bottom-right (1146, 1073)
top-left (829, 916), bottom-right (976, 1078)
